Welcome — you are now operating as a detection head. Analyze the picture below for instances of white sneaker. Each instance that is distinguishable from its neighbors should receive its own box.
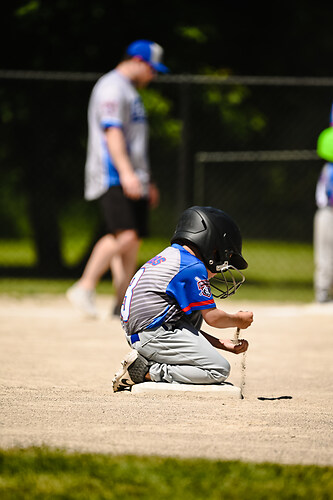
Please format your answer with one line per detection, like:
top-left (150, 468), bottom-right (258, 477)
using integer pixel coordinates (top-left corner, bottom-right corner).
top-left (66, 283), bottom-right (98, 318)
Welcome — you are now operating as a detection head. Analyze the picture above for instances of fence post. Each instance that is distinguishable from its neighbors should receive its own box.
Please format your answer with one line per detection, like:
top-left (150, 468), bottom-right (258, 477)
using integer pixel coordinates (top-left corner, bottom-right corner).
top-left (177, 82), bottom-right (190, 214)
top-left (194, 154), bottom-right (205, 206)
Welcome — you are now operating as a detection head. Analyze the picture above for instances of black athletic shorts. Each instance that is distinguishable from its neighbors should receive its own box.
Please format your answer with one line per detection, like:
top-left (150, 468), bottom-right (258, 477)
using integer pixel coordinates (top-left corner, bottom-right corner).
top-left (99, 185), bottom-right (149, 238)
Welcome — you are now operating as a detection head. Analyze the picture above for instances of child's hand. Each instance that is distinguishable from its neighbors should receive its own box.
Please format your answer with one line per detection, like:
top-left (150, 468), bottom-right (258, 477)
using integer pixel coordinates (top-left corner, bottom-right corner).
top-left (235, 310), bottom-right (253, 329)
top-left (220, 338), bottom-right (249, 354)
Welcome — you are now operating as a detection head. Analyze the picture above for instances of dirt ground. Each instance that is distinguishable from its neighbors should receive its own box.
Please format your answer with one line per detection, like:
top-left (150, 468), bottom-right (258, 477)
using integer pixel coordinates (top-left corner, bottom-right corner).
top-left (0, 295), bottom-right (332, 466)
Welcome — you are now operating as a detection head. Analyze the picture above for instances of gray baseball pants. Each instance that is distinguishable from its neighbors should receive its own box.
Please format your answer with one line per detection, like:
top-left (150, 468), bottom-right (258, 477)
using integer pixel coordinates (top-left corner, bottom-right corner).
top-left (314, 207), bottom-right (333, 300)
top-left (126, 320), bottom-right (230, 384)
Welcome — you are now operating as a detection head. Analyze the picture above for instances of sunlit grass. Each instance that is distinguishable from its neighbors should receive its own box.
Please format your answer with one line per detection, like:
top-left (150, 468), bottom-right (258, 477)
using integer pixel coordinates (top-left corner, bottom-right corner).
top-left (0, 237), bottom-right (315, 302)
top-left (0, 447), bottom-right (332, 500)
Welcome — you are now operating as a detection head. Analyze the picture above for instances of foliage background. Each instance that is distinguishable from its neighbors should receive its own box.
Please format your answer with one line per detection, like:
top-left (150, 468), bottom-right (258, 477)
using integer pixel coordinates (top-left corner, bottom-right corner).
top-left (2, 2), bottom-right (333, 77)
top-left (0, 2), bottom-right (332, 295)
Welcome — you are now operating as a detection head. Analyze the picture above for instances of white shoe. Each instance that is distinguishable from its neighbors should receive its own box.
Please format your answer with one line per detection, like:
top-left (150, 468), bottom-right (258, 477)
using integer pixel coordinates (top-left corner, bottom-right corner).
top-left (66, 283), bottom-right (98, 318)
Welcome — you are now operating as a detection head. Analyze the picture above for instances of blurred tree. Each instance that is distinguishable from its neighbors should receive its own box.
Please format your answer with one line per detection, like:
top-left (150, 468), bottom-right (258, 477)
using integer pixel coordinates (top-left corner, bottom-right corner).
top-left (0, 2), bottom-right (332, 76)
top-left (0, 1), bottom-right (332, 274)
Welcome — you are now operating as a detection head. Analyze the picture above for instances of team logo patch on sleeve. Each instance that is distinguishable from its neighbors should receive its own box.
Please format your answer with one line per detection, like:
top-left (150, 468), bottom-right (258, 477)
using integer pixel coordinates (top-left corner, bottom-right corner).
top-left (102, 101), bottom-right (119, 114)
top-left (195, 277), bottom-right (212, 298)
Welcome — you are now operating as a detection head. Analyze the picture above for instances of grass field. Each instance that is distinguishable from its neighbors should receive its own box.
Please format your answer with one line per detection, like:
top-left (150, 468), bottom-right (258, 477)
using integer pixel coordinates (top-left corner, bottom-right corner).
top-left (1, 447), bottom-right (332, 500)
top-left (0, 237), bottom-right (315, 302)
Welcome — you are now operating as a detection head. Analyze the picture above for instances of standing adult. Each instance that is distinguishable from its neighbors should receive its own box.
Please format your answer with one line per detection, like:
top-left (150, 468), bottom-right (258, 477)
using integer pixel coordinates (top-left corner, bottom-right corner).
top-left (313, 103), bottom-right (333, 303)
top-left (67, 40), bottom-right (169, 317)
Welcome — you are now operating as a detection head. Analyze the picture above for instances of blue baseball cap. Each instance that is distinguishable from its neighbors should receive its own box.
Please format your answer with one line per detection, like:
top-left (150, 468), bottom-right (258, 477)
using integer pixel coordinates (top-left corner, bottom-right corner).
top-left (126, 39), bottom-right (169, 73)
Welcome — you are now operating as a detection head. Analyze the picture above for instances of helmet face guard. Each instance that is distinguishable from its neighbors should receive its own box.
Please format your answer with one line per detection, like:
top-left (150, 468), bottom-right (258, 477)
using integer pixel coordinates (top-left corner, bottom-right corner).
top-left (210, 263), bottom-right (245, 299)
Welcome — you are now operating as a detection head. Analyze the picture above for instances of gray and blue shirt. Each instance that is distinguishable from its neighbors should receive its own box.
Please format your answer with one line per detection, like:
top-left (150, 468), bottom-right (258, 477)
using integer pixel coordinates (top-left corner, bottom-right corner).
top-left (84, 70), bottom-right (150, 201)
top-left (121, 244), bottom-right (216, 335)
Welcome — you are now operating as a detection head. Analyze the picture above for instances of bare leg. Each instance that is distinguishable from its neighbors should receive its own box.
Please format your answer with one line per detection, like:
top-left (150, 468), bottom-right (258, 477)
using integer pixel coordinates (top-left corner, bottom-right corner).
top-left (79, 234), bottom-right (117, 290)
top-left (110, 254), bottom-right (124, 298)
top-left (67, 230), bottom-right (140, 317)
top-left (112, 237), bottom-right (141, 309)
top-left (79, 230), bottom-right (139, 291)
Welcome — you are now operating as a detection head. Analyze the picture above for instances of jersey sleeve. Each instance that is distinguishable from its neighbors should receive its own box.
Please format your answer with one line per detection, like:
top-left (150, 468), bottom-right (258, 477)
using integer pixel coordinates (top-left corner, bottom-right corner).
top-left (97, 86), bottom-right (125, 130)
top-left (166, 261), bottom-right (216, 315)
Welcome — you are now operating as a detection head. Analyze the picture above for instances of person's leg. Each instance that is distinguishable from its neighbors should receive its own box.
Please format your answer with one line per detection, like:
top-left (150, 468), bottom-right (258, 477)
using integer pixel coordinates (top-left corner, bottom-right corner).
top-left (132, 321), bottom-right (230, 385)
top-left (67, 186), bottom-right (147, 317)
top-left (314, 208), bottom-right (333, 302)
top-left (109, 194), bottom-right (147, 315)
top-left (67, 229), bottom-right (139, 317)
top-left (79, 234), bottom-right (117, 290)
top-left (111, 236), bottom-right (141, 314)
top-left (80, 229), bottom-right (139, 290)
top-left (109, 254), bottom-right (124, 312)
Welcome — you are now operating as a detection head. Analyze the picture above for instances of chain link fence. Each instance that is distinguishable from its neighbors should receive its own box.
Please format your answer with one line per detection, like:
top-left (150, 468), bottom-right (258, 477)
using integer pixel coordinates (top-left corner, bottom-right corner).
top-left (0, 70), bottom-right (332, 291)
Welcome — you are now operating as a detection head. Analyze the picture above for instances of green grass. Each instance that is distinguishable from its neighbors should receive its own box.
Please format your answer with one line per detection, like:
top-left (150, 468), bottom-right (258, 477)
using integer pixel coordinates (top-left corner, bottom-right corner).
top-left (0, 237), bottom-right (315, 302)
top-left (0, 278), bottom-right (113, 296)
top-left (228, 282), bottom-right (314, 303)
top-left (0, 447), bottom-right (332, 500)
top-left (0, 278), bottom-right (116, 298)
top-left (0, 277), bottom-right (314, 302)
top-left (0, 239), bottom-right (37, 267)
top-left (0, 237), bottom-right (170, 268)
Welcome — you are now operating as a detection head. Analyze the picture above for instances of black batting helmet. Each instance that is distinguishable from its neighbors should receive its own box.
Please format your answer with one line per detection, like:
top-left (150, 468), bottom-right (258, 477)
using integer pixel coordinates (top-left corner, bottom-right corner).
top-left (170, 206), bottom-right (248, 273)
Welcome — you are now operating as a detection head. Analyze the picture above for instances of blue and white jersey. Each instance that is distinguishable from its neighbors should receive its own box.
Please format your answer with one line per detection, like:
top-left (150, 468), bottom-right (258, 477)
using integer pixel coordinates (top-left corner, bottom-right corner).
top-left (316, 162), bottom-right (333, 208)
top-left (121, 244), bottom-right (216, 335)
top-left (84, 70), bottom-right (150, 200)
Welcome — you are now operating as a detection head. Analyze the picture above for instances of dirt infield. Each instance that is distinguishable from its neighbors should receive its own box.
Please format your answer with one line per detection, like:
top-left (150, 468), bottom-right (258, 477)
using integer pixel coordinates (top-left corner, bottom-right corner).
top-left (0, 295), bottom-right (332, 466)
